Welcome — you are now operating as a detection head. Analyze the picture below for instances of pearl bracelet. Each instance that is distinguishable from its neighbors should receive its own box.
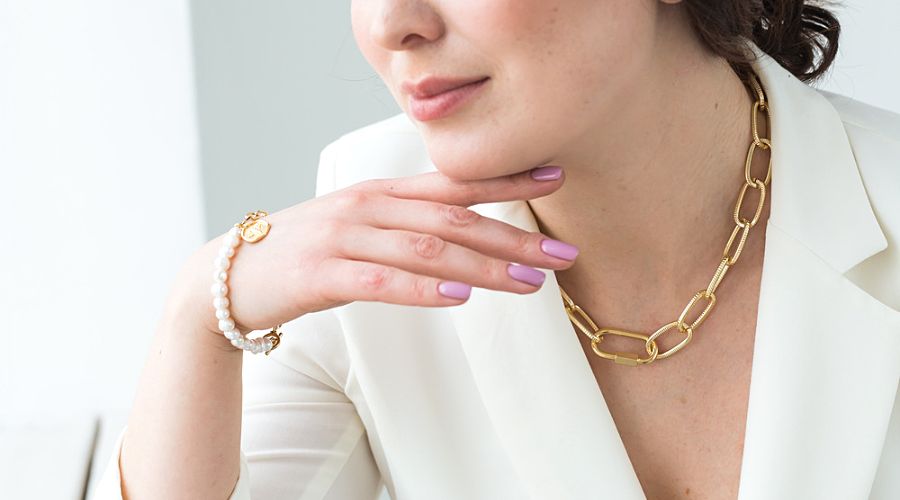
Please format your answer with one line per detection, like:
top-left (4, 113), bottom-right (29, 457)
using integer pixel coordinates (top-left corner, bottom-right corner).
top-left (211, 210), bottom-right (283, 355)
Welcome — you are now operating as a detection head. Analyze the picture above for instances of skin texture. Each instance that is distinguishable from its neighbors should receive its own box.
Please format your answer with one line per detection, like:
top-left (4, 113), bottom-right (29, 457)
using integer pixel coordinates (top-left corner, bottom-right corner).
top-left (350, 0), bottom-right (763, 315)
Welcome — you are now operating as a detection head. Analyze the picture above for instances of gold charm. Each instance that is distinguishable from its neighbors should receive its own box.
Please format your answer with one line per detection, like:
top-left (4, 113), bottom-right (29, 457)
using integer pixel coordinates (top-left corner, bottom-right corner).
top-left (238, 210), bottom-right (271, 243)
top-left (241, 219), bottom-right (270, 242)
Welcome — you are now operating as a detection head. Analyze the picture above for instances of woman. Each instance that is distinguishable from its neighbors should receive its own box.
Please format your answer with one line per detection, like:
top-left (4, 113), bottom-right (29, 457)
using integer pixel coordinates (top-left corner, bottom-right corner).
top-left (93, 0), bottom-right (900, 499)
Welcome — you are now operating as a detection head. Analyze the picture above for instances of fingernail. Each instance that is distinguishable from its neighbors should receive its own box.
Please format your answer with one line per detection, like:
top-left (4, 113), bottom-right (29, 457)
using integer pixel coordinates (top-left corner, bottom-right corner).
top-left (540, 238), bottom-right (579, 260)
top-left (507, 263), bottom-right (546, 287)
top-left (530, 166), bottom-right (562, 181)
top-left (438, 281), bottom-right (472, 300)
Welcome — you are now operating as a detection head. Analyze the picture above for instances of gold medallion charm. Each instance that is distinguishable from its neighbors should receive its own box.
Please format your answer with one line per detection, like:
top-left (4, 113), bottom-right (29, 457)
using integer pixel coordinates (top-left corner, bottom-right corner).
top-left (238, 210), bottom-right (271, 243)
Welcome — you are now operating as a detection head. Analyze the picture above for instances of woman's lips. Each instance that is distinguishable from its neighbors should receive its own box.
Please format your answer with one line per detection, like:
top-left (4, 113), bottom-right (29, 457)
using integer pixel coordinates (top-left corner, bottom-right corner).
top-left (407, 77), bottom-right (490, 122)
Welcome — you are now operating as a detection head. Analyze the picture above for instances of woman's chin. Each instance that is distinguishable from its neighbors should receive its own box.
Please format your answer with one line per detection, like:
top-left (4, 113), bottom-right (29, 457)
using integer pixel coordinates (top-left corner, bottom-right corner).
top-left (421, 134), bottom-right (523, 182)
top-left (425, 147), bottom-right (507, 182)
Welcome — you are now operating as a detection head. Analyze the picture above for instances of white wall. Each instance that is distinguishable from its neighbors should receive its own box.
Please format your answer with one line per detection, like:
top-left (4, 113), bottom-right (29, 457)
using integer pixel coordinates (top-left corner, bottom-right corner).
top-left (0, 1), bottom-right (204, 495)
top-left (815, 1), bottom-right (900, 113)
top-left (189, 0), bottom-right (399, 238)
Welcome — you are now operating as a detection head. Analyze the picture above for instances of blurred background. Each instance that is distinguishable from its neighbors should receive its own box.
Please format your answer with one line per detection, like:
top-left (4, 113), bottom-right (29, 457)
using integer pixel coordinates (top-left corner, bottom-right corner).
top-left (1, 1), bottom-right (897, 498)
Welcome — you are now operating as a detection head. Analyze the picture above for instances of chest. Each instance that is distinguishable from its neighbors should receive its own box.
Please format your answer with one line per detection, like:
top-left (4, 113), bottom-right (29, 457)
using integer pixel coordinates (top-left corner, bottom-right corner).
top-left (569, 272), bottom-right (762, 500)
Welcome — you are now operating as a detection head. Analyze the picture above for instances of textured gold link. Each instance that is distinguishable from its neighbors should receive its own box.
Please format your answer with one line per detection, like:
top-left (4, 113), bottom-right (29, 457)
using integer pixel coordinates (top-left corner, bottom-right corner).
top-left (751, 75), bottom-right (766, 108)
top-left (591, 328), bottom-right (660, 366)
top-left (706, 257), bottom-right (731, 295)
top-left (646, 321), bottom-right (693, 360)
top-left (565, 304), bottom-right (601, 343)
top-left (561, 285), bottom-right (601, 342)
top-left (744, 138), bottom-right (772, 187)
top-left (751, 101), bottom-right (771, 148)
top-left (676, 290), bottom-right (717, 332)
top-left (557, 72), bottom-right (770, 366)
top-left (733, 178), bottom-right (766, 228)
top-left (723, 222), bottom-right (751, 265)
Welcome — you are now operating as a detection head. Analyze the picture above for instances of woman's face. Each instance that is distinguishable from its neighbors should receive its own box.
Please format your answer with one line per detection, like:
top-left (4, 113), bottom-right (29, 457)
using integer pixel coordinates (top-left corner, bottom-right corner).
top-left (350, 0), bottom-right (666, 181)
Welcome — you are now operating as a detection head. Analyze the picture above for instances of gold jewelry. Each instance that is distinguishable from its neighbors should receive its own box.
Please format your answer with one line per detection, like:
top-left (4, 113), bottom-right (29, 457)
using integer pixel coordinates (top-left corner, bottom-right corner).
top-left (559, 72), bottom-right (772, 367)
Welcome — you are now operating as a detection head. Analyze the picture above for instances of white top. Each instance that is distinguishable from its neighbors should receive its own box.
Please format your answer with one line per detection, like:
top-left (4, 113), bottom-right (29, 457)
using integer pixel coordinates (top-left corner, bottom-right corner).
top-left (90, 41), bottom-right (900, 500)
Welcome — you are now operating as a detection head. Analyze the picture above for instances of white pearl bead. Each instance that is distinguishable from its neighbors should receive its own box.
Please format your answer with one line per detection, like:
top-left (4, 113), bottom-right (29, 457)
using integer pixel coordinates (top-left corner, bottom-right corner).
top-left (213, 297), bottom-right (230, 309)
top-left (211, 283), bottom-right (228, 297)
top-left (215, 308), bottom-right (231, 320)
top-left (214, 256), bottom-right (231, 271)
top-left (213, 270), bottom-right (228, 283)
top-left (230, 338), bottom-right (243, 348)
top-left (218, 318), bottom-right (236, 332)
top-left (218, 246), bottom-right (235, 258)
top-left (224, 330), bottom-right (242, 340)
top-left (228, 226), bottom-right (242, 238)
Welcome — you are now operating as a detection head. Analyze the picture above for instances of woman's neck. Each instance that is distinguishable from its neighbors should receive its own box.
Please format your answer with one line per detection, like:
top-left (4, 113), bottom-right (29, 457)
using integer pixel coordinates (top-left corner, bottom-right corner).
top-left (526, 33), bottom-right (765, 308)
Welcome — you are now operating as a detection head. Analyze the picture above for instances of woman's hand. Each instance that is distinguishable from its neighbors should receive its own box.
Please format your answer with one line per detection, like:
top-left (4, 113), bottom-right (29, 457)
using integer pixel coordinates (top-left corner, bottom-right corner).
top-left (180, 165), bottom-right (578, 343)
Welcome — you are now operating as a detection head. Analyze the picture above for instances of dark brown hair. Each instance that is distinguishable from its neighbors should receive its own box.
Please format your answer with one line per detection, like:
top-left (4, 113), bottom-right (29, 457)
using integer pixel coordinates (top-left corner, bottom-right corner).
top-left (683, 0), bottom-right (841, 84)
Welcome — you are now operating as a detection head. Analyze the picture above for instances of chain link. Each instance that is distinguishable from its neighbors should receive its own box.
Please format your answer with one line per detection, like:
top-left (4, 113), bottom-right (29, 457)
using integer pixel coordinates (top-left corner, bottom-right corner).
top-left (560, 73), bottom-right (771, 366)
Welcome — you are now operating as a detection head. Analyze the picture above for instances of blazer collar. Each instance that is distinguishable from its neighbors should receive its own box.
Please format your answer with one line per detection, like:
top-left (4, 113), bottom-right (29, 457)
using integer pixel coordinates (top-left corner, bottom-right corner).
top-left (445, 41), bottom-right (900, 499)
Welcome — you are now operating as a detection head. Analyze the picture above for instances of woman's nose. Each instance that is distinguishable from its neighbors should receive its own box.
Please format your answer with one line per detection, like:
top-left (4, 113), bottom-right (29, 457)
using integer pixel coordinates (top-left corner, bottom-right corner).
top-left (368, 0), bottom-right (445, 51)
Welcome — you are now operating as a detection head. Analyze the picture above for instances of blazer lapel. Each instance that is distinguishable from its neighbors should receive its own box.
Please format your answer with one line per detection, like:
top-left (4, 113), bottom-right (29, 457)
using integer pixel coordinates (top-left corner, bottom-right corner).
top-left (734, 43), bottom-right (900, 500)
top-left (447, 43), bottom-right (900, 500)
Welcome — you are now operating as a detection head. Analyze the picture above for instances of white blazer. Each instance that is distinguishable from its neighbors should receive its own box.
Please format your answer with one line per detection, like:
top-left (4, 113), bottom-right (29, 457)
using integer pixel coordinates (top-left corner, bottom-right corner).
top-left (93, 43), bottom-right (900, 499)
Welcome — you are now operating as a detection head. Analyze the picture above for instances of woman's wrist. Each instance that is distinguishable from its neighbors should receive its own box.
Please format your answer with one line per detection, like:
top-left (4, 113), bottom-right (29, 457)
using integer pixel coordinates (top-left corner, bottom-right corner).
top-left (162, 240), bottom-right (246, 353)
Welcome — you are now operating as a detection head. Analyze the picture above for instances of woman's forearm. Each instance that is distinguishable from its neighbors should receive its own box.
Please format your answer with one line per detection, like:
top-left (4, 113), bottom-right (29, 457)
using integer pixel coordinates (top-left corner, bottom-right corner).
top-left (119, 252), bottom-right (245, 500)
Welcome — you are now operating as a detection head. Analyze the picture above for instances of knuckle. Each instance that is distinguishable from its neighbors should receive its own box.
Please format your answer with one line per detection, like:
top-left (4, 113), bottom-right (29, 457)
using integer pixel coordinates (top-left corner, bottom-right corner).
top-left (514, 231), bottom-right (537, 256)
top-left (316, 219), bottom-right (344, 244)
top-left (356, 178), bottom-right (385, 192)
top-left (447, 178), bottom-right (483, 205)
top-left (335, 188), bottom-right (373, 211)
top-left (442, 204), bottom-right (480, 226)
top-left (358, 263), bottom-right (392, 291)
top-left (479, 258), bottom-right (503, 284)
top-left (410, 276), bottom-right (431, 302)
top-left (411, 233), bottom-right (446, 260)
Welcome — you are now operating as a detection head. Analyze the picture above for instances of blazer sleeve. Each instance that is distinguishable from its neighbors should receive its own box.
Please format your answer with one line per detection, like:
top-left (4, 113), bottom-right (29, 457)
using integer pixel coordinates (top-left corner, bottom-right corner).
top-left (90, 138), bottom-right (384, 499)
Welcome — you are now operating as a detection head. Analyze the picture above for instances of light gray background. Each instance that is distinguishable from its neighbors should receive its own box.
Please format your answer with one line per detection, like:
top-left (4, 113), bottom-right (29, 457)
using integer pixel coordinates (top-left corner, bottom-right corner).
top-left (190, 1), bottom-right (399, 237)
top-left (0, 1), bottom-right (896, 498)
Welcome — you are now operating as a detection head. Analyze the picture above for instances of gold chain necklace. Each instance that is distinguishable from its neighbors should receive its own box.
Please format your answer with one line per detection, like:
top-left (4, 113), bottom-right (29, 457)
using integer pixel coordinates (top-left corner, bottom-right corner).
top-left (559, 72), bottom-right (772, 367)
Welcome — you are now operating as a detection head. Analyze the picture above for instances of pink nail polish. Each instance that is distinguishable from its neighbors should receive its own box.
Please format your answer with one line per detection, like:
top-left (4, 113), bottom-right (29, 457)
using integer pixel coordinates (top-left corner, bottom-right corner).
top-left (507, 263), bottom-right (546, 287)
top-left (540, 238), bottom-right (579, 260)
top-left (531, 166), bottom-right (562, 181)
top-left (438, 281), bottom-right (472, 300)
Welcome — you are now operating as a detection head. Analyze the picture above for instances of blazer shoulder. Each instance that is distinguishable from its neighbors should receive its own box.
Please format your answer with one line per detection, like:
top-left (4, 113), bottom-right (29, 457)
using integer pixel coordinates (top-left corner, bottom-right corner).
top-left (315, 112), bottom-right (433, 196)
top-left (816, 89), bottom-right (900, 214)
top-left (817, 90), bottom-right (900, 278)
top-left (817, 88), bottom-right (900, 144)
